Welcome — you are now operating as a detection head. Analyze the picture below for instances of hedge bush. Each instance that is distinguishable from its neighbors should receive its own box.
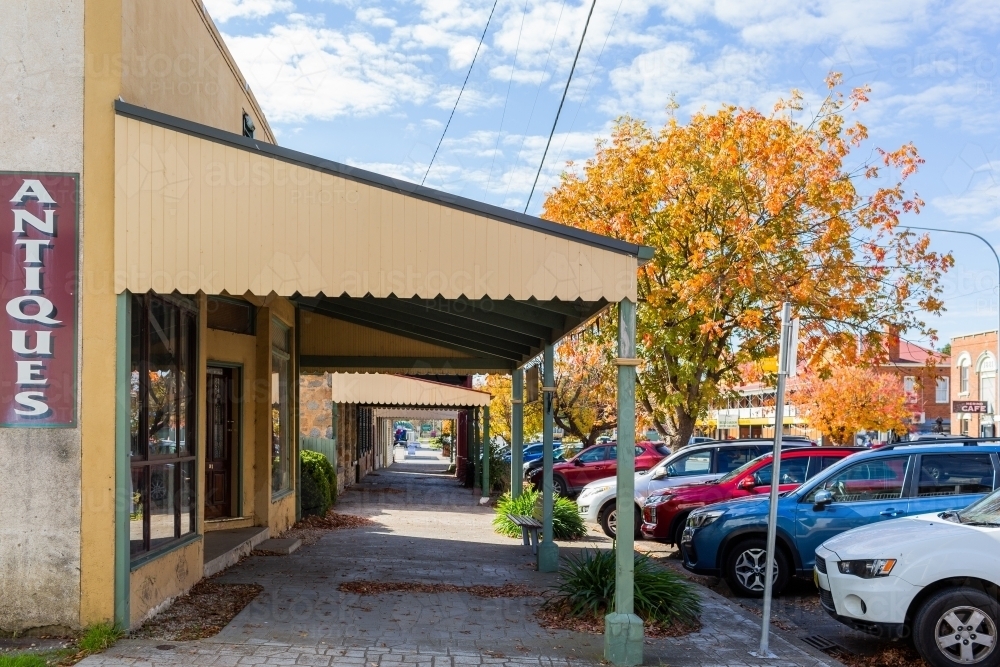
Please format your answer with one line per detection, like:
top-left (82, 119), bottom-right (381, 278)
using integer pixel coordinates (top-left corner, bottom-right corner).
top-left (545, 548), bottom-right (701, 625)
top-left (301, 450), bottom-right (336, 517)
top-left (493, 488), bottom-right (586, 540)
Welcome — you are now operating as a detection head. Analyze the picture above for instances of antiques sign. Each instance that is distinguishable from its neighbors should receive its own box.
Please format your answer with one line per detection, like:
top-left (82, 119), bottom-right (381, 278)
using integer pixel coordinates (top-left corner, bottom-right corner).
top-left (0, 174), bottom-right (78, 427)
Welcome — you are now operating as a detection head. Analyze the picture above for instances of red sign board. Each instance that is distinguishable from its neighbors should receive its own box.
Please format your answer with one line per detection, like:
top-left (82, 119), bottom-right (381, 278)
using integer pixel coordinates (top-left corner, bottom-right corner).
top-left (0, 173), bottom-right (78, 427)
top-left (953, 401), bottom-right (989, 414)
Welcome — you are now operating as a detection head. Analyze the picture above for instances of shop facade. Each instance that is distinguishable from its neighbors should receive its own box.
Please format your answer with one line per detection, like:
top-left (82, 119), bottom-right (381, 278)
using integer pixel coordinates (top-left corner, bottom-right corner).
top-left (1, 0), bottom-right (649, 641)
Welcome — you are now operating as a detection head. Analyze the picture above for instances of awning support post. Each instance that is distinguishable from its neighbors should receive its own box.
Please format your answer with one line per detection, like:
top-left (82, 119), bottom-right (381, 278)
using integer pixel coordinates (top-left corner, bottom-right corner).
top-left (604, 298), bottom-right (644, 666)
top-left (511, 367), bottom-right (524, 498)
top-left (538, 345), bottom-right (559, 572)
top-left (481, 406), bottom-right (491, 502)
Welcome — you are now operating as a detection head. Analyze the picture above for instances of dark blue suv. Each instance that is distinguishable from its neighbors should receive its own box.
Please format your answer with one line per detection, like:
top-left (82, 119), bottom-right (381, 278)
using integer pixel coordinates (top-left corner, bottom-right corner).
top-left (680, 442), bottom-right (1000, 597)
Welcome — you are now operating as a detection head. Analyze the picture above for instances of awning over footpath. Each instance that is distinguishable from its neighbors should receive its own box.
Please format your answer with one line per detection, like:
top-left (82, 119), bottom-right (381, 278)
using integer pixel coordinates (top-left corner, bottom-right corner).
top-left (330, 373), bottom-right (490, 408)
top-left (113, 101), bottom-right (652, 373)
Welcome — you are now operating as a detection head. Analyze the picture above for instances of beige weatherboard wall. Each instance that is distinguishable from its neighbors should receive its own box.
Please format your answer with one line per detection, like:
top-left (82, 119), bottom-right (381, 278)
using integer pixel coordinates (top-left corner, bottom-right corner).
top-left (330, 374), bottom-right (490, 407)
top-left (113, 108), bottom-right (639, 303)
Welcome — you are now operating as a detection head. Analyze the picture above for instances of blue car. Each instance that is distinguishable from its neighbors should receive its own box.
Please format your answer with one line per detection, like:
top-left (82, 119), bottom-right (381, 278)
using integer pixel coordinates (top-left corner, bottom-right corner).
top-left (681, 442), bottom-right (1000, 597)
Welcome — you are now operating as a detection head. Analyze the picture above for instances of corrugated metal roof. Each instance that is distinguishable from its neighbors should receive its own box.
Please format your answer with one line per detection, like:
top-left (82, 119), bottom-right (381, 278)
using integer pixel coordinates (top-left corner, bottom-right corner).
top-left (330, 373), bottom-right (490, 407)
top-left (113, 104), bottom-right (645, 302)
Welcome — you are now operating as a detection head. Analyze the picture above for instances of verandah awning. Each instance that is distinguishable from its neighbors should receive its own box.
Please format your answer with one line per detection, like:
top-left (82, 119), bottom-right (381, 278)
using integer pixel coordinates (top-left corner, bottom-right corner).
top-left (331, 373), bottom-right (489, 408)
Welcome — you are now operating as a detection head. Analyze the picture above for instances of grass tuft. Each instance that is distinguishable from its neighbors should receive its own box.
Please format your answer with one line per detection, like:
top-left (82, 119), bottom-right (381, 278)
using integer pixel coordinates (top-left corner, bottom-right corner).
top-left (0, 656), bottom-right (49, 667)
top-left (545, 548), bottom-right (701, 625)
top-left (77, 622), bottom-right (123, 653)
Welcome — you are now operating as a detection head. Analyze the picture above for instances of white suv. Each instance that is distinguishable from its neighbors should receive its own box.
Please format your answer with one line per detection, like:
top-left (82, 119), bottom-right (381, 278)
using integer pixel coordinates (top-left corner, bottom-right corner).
top-left (576, 439), bottom-right (795, 539)
top-left (815, 488), bottom-right (1000, 667)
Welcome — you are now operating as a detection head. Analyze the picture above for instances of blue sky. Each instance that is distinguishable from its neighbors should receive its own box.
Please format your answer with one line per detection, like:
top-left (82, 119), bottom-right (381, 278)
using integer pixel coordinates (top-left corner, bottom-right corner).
top-left (206, 0), bottom-right (1000, 347)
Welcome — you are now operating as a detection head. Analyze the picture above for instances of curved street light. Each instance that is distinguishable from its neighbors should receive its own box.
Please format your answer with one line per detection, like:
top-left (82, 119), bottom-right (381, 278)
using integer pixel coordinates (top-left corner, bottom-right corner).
top-left (901, 224), bottom-right (1000, 436)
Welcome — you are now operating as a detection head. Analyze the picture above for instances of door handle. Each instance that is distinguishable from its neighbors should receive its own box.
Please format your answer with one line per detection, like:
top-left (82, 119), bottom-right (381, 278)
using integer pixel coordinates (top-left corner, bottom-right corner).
top-left (879, 509), bottom-right (902, 517)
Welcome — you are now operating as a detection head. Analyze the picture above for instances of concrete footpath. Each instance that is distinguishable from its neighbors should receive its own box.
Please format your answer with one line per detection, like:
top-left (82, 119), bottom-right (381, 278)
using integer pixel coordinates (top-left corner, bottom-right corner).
top-left (80, 445), bottom-right (842, 667)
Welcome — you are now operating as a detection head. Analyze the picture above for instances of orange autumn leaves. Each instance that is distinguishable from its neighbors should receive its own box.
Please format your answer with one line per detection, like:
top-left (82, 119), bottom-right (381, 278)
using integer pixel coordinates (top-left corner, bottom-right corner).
top-left (794, 368), bottom-right (914, 446)
top-left (542, 75), bottom-right (951, 447)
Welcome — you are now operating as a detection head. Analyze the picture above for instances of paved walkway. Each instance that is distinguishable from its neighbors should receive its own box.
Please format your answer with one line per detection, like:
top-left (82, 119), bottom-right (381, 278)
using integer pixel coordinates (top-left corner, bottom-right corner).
top-left (81, 445), bottom-right (842, 667)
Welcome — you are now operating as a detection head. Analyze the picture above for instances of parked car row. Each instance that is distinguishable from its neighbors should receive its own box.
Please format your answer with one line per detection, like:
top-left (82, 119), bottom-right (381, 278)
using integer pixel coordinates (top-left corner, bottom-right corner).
top-left (668, 439), bottom-right (1000, 667)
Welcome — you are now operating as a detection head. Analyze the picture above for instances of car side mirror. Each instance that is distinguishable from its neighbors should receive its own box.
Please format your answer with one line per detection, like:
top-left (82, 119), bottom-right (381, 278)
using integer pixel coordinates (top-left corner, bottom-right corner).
top-left (573, 458), bottom-right (585, 467)
top-left (812, 489), bottom-right (833, 511)
top-left (737, 476), bottom-right (756, 490)
top-left (651, 470), bottom-right (668, 480)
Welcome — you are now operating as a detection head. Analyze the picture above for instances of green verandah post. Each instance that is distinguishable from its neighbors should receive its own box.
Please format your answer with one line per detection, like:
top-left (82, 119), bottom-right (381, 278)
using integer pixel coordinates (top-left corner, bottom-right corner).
top-left (481, 405), bottom-right (491, 501)
top-left (538, 345), bottom-right (559, 572)
top-left (511, 367), bottom-right (524, 498)
top-left (604, 299), bottom-right (644, 665)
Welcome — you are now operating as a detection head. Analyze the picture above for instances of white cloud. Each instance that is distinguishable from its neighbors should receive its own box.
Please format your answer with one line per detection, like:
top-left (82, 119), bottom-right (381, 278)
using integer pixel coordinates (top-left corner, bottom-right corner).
top-left (223, 18), bottom-right (433, 122)
top-left (203, 0), bottom-right (292, 23)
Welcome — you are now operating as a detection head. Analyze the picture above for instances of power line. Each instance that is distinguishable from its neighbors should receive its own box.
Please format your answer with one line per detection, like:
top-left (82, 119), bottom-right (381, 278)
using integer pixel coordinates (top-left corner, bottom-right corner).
top-left (421, 0), bottom-right (500, 186)
top-left (552, 0), bottom-right (623, 169)
top-left (523, 0), bottom-right (599, 213)
top-left (485, 0), bottom-right (530, 196)
top-left (502, 0), bottom-right (569, 205)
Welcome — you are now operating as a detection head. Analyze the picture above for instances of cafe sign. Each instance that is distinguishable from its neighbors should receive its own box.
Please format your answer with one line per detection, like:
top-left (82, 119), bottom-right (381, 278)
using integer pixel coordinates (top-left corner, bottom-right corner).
top-left (0, 173), bottom-right (78, 427)
top-left (953, 401), bottom-right (989, 414)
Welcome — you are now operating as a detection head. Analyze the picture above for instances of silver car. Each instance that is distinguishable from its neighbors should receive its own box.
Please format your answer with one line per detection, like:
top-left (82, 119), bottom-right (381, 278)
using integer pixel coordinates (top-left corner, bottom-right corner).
top-left (576, 439), bottom-right (809, 538)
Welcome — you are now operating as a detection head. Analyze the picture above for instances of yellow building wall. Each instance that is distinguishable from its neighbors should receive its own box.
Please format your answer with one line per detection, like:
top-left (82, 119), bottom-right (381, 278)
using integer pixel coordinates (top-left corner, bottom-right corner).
top-left (120, 0), bottom-right (273, 142)
top-left (129, 539), bottom-right (203, 627)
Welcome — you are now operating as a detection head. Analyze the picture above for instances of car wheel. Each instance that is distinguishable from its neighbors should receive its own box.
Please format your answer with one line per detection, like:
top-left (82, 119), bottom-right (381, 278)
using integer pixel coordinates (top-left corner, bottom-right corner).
top-left (914, 587), bottom-right (1000, 667)
top-left (724, 537), bottom-right (789, 598)
top-left (672, 514), bottom-right (690, 548)
top-left (599, 501), bottom-right (642, 540)
top-left (552, 475), bottom-right (569, 497)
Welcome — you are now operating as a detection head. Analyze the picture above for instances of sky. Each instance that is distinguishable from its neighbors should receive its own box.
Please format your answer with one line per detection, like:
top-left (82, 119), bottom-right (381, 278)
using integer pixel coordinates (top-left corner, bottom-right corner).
top-left (205, 0), bottom-right (1000, 348)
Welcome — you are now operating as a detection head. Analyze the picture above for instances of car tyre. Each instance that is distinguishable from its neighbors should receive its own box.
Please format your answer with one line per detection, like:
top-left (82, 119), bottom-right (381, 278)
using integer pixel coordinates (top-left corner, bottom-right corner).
top-left (552, 475), bottom-right (569, 497)
top-left (913, 586), bottom-right (1000, 667)
top-left (672, 513), bottom-right (690, 548)
top-left (598, 500), bottom-right (642, 540)
top-left (724, 537), bottom-right (789, 598)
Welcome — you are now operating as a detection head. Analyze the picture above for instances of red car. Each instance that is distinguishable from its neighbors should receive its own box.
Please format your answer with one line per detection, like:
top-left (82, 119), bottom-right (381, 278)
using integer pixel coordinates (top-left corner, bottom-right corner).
top-left (641, 447), bottom-right (861, 545)
top-left (529, 441), bottom-right (671, 497)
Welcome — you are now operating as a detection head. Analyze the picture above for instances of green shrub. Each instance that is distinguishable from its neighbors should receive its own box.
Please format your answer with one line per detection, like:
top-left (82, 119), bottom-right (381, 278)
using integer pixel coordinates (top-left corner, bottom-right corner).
top-left (300, 450), bottom-right (335, 516)
top-left (546, 549), bottom-right (700, 625)
top-left (493, 489), bottom-right (586, 540)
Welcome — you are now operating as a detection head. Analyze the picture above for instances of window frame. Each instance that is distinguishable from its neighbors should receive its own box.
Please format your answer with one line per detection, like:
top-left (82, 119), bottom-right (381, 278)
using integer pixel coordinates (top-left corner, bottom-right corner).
top-left (910, 452), bottom-right (998, 498)
top-left (804, 455), bottom-right (913, 504)
top-left (270, 318), bottom-right (292, 498)
top-left (129, 292), bottom-right (199, 562)
top-left (935, 376), bottom-right (949, 404)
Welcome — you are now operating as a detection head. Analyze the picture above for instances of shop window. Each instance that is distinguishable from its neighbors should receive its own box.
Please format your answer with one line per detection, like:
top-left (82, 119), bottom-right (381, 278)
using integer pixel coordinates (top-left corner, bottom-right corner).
top-left (207, 296), bottom-right (255, 335)
top-left (960, 364), bottom-right (970, 394)
top-left (129, 293), bottom-right (198, 559)
top-left (271, 319), bottom-right (291, 496)
top-left (903, 376), bottom-right (916, 396)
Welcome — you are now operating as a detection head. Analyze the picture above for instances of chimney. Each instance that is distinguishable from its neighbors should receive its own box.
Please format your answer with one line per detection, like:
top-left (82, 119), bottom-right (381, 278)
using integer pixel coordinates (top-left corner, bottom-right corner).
top-left (886, 325), bottom-right (901, 361)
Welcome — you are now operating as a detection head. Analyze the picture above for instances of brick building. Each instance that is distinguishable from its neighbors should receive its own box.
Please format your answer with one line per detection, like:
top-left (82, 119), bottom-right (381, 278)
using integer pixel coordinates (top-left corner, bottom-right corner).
top-left (950, 330), bottom-right (998, 437)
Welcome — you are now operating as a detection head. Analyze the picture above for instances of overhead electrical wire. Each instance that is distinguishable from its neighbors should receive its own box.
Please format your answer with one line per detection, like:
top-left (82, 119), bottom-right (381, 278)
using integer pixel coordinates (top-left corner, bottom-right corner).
top-left (523, 0), bottom-right (599, 213)
top-left (484, 0), bottom-right (530, 196)
top-left (421, 0), bottom-right (500, 186)
top-left (551, 0), bottom-right (623, 169)
top-left (502, 0), bottom-right (569, 205)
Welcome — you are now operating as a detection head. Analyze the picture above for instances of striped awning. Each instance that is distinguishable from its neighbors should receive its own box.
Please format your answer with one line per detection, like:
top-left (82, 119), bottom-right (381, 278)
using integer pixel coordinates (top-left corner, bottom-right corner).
top-left (330, 373), bottom-right (490, 407)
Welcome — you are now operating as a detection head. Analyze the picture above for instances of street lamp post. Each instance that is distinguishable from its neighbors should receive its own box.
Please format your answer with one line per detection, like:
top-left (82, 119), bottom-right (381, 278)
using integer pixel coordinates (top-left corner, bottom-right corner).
top-left (902, 225), bottom-right (1000, 434)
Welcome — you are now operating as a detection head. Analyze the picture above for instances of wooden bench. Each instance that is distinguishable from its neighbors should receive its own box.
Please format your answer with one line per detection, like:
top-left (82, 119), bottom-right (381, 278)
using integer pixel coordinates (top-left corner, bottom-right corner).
top-left (507, 514), bottom-right (542, 554)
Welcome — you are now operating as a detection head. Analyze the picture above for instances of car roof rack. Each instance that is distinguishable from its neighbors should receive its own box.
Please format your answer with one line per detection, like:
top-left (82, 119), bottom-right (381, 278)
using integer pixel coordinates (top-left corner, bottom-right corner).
top-left (877, 437), bottom-right (1000, 450)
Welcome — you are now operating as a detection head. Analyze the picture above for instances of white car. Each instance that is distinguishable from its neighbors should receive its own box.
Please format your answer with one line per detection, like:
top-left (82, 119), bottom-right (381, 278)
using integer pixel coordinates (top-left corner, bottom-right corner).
top-left (576, 439), bottom-right (791, 539)
top-left (815, 488), bottom-right (1000, 667)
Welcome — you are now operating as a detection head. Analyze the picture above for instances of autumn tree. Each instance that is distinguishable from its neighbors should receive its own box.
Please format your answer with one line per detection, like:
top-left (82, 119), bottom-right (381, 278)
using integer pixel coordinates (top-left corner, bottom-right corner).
top-left (794, 368), bottom-right (913, 445)
top-left (552, 326), bottom-right (619, 448)
top-left (543, 75), bottom-right (951, 449)
top-left (482, 373), bottom-right (541, 446)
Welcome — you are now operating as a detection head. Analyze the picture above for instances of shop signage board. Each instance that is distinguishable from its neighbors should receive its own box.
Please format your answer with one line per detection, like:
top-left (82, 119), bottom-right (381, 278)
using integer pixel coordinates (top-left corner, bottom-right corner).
top-left (953, 401), bottom-right (989, 414)
top-left (0, 173), bottom-right (79, 428)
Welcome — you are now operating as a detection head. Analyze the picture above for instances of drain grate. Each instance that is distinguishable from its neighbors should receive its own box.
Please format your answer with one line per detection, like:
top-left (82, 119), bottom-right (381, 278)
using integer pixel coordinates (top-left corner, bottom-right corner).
top-left (801, 635), bottom-right (852, 657)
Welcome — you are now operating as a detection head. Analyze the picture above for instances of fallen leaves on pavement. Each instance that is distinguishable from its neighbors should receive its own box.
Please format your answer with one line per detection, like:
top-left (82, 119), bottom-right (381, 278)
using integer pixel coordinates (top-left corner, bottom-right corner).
top-left (339, 581), bottom-right (539, 598)
top-left (285, 511), bottom-right (379, 545)
top-left (535, 600), bottom-right (700, 639)
top-left (132, 580), bottom-right (263, 641)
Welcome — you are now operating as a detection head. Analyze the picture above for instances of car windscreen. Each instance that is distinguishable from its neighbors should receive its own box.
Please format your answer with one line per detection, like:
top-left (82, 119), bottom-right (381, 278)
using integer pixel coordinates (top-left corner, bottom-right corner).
top-left (716, 452), bottom-right (771, 484)
top-left (958, 487), bottom-right (1000, 525)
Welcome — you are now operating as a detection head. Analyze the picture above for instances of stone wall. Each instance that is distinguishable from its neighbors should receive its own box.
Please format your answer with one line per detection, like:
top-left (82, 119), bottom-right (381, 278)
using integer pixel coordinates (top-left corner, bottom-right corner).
top-left (300, 373), bottom-right (333, 439)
